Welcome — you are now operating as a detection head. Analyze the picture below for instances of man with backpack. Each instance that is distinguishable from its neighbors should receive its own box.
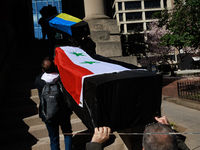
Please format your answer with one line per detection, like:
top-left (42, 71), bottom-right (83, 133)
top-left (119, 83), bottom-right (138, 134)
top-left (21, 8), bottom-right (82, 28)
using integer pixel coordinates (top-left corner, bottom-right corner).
top-left (35, 57), bottom-right (72, 150)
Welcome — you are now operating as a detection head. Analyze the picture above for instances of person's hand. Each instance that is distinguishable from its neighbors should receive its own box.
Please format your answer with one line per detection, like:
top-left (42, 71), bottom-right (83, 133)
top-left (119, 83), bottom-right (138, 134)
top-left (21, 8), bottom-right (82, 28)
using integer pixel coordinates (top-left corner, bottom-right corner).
top-left (155, 116), bottom-right (169, 125)
top-left (91, 127), bottom-right (111, 144)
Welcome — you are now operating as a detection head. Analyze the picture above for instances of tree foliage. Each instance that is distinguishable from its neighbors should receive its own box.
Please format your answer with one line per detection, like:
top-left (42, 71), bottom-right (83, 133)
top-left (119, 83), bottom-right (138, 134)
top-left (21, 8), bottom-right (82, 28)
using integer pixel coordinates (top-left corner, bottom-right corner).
top-left (140, 22), bottom-right (175, 66)
top-left (141, 0), bottom-right (200, 71)
top-left (160, 0), bottom-right (200, 51)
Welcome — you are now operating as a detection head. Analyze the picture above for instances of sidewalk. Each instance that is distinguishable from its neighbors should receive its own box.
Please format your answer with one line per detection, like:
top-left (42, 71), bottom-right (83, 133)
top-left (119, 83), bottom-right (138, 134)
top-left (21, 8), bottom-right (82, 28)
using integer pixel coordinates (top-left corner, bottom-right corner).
top-left (162, 76), bottom-right (200, 150)
top-left (161, 100), bottom-right (200, 150)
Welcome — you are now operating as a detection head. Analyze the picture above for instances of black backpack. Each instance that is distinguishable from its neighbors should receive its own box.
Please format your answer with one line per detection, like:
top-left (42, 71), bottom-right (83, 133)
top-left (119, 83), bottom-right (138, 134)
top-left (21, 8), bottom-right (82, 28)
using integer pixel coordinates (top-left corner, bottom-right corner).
top-left (39, 82), bottom-right (64, 123)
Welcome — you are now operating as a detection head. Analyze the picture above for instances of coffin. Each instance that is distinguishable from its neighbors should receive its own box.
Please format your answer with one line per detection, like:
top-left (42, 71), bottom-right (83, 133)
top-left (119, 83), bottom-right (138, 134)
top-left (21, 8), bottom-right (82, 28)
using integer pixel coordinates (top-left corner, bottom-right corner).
top-left (54, 46), bottom-right (162, 131)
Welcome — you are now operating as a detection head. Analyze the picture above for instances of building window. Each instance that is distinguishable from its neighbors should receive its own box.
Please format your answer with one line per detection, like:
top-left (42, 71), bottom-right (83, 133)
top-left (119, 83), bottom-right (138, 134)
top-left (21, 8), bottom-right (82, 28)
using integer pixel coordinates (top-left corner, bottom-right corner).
top-left (126, 12), bottom-right (142, 21)
top-left (119, 13), bottom-right (123, 22)
top-left (144, 0), bottom-right (160, 9)
top-left (120, 24), bottom-right (124, 33)
top-left (146, 22), bottom-right (151, 30)
top-left (32, 0), bottom-right (62, 39)
top-left (164, 0), bottom-right (167, 7)
top-left (125, 1), bottom-right (141, 10)
top-left (118, 2), bottom-right (122, 10)
top-left (127, 23), bottom-right (143, 32)
top-left (145, 11), bottom-right (160, 20)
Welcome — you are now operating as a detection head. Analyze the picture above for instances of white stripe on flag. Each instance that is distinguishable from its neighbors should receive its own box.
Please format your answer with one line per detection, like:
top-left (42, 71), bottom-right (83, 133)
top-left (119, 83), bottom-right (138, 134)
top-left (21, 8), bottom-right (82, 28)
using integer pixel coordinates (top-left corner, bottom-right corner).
top-left (58, 46), bottom-right (131, 107)
top-left (60, 46), bottom-right (130, 74)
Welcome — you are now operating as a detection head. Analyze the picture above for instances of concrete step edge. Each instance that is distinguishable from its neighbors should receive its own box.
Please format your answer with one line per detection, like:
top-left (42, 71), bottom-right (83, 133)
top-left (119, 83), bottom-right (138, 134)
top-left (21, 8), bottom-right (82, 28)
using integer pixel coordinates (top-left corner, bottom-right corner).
top-left (96, 41), bottom-right (121, 44)
top-left (0, 103), bottom-right (38, 112)
top-left (0, 128), bottom-right (89, 150)
top-left (1, 81), bottom-right (35, 87)
top-left (0, 112), bottom-right (83, 133)
top-left (1, 95), bottom-right (39, 102)
top-left (4, 78), bottom-right (37, 85)
top-left (22, 112), bottom-right (83, 127)
top-left (0, 96), bottom-right (39, 109)
top-left (5, 81), bottom-right (35, 89)
top-left (11, 69), bottom-right (41, 75)
top-left (0, 105), bottom-right (38, 120)
top-left (2, 114), bottom-right (86, 136)
top-left (4, 89), bottom-right (38, 99)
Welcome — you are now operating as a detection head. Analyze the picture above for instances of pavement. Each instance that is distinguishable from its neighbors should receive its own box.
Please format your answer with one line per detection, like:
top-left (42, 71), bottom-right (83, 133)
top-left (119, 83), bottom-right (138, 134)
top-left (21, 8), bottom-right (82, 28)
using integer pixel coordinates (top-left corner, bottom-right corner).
top-left (162, 75), bottom-right (200, 150)
top-left (175, 69), bottom-right (200, 75)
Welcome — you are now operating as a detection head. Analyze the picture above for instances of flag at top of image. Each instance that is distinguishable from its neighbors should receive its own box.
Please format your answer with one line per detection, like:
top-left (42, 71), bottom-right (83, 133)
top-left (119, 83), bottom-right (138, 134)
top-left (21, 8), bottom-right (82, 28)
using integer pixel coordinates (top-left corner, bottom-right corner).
top-left (54, 46), bottom-right (130, 107)
top-left (47, 13), bottom-right (90, 39)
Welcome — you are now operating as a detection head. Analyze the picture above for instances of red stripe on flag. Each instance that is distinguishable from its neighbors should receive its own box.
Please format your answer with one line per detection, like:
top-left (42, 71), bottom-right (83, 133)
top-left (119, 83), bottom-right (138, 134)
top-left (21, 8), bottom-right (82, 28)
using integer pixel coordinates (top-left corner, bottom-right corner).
top-left (54, 47), bottom-right (94, 105)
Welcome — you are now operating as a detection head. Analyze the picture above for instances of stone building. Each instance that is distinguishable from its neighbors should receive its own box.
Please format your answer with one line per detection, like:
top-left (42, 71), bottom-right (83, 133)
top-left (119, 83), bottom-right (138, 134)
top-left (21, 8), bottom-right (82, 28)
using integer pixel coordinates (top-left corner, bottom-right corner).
top-left (113, 0), bottom-right (174, 34)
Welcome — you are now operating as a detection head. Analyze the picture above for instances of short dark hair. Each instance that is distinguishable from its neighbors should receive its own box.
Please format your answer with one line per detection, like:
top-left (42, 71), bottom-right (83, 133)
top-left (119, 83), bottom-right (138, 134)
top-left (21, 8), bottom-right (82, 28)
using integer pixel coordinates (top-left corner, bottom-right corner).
top-left (142, 123), bottom-right (178, 150)
top-left (41, 57), bottom-right (56, 73)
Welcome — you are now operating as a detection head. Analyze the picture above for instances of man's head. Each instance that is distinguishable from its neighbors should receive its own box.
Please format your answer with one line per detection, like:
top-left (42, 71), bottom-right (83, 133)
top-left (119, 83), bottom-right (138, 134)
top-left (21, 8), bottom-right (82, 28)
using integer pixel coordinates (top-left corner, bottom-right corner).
top-left (41, 57), bottom-right (56, 73)
top-left (142, 123), bottom-right (178, 150)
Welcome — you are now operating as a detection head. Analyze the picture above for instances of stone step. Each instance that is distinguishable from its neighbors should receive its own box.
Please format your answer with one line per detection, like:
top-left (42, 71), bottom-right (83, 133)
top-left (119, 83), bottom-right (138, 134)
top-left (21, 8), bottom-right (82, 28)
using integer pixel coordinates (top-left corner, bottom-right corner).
top-left (15, 47), bottom-right (45, 55)
top-left (0, 115), bottom-right (41, 132)
top-left (87, 19), bottom-right (120, 34)
top-left (0, 100), bottom-right (86, 137)
top-left (1, 114), bottom-right (87, 148)
top-left (12, 63), bottom-right (41, 72)
top-left (0, 111), bottom-right (85, 136)
top-left (4, 88), bottom-right (38, 100)
top-left (4, 82), bottom-right (36, 92)
top-left (14, 59), bottom-right (43, 67)
top-left (110, 35), bottom-right (121, 42)
top-left (32, 135), bottom-right (65, 150)
top-left (5, 74), bottom-right (38, 84)
top-left (0, 104), bottom-right (38, 120)
top-left (1, 124), bottom-right (42, 147)
top-left (0, 136), bottom-right (38, 150)
top-left (0, 96), bottom-right (78, 129)
top-left (12, 69), bottom-right (41, 78)
top-left (23, 113), bottom-right (83, 128)
top-left (0, 95), bottom-right (39, 110)
top-left (1, 131), bottom-right (128, 150)
top-left (0, 96), bottom-right (38, 110)
top-left (0, 130), bottom-right (88, 150)
top-left (96, 41), bottom-right (122, 57)
top-left (91, 31), bottom-right (120, 42)
top-left (5, 70), bottom-right (40, 85)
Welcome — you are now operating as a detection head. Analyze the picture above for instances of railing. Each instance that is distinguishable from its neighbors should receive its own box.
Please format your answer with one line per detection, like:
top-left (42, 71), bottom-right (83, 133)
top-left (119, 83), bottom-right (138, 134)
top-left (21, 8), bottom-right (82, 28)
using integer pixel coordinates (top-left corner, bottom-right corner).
top-left (177, 80), bottom-right (200, 101)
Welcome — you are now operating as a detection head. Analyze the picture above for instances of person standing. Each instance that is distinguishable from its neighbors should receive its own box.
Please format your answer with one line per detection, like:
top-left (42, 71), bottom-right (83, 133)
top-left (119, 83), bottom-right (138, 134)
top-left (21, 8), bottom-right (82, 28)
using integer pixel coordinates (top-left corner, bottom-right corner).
top-left (35, 57), bottom-right (72, 150)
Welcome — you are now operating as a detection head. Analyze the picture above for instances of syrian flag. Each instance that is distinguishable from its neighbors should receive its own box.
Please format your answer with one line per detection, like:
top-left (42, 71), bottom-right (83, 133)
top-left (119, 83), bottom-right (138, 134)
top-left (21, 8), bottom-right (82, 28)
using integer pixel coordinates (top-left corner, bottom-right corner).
top-left (54, 46), bottom-right (130, 107)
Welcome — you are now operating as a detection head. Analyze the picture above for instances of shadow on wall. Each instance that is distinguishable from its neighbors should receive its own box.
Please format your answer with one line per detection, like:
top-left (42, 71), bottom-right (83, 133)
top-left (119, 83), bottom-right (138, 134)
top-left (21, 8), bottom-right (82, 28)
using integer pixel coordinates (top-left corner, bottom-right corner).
top-left (0, 21), bottom-right (18, 96)
top-left (0, 28), bottom-right (40, 149)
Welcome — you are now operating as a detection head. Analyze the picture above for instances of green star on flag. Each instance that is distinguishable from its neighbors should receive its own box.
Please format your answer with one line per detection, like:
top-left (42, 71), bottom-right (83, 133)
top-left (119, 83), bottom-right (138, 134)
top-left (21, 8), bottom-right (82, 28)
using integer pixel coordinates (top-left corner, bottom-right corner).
top-left (70, 51), bottom-right (85, 56)
top-left (55, 46), bottom-right (130, 107)
top-left (81, 61), bottom-right (100, 64)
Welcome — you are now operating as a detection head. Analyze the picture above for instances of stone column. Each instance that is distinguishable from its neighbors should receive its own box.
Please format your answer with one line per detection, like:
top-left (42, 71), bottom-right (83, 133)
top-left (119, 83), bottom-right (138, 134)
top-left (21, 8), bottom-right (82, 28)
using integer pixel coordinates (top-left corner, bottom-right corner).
top-left (83, 0), bottom-right (109, 20)
top-left (167, 0), bottom-right (172, 8)
top-left (161, 0), bottom-right (164, 8)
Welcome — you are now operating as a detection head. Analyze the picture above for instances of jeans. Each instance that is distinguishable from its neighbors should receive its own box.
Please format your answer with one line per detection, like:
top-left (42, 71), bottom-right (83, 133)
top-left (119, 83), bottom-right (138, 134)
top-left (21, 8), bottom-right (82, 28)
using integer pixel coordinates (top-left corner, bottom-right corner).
top-left (45, 119), bottom-right (72, 150)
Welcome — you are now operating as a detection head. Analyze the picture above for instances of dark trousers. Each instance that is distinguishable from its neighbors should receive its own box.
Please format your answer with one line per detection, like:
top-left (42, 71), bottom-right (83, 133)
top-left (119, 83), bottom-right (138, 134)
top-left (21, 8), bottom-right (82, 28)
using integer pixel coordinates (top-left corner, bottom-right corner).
top-left (45, 116), bottom-right (72, 150)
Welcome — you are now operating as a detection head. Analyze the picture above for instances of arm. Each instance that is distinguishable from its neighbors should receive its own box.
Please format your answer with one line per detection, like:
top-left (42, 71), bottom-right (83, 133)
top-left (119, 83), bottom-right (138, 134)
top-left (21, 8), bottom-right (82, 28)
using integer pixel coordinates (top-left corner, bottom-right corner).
top-left (91, 127), bottom-right (111, 143)
top-left (86, 127), bottom-right (111, 150)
